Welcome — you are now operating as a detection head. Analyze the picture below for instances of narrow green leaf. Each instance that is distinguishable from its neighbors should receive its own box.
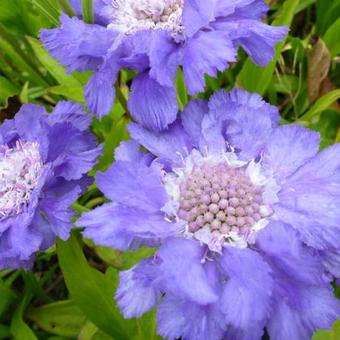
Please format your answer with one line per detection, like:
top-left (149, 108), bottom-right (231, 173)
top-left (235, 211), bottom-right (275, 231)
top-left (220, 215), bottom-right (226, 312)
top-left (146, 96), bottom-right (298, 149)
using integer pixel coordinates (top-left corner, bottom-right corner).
top-left (323, 18), bottom-right (340, 57)
top-left (238, 0), bottom-right (299, 95)
top-left (27, 37), bottom-right (81, 88)
top-left (82, 0), bottom-right (94, 24)
top-left (299, 89), bottom-right (340, 122)
top-left (0, 39), bottom-right (49, 86)
top-left (176, 69), bottom-right (188, 109)
top-left (57, 0), bottom-right (76, 17)
top-left (57, 234), bottom-right (134, 339)
top-left (30, 0), bottom-right (61, 26)
top-left (0, 280), bottom-right (16, 319)
top-left (48, 85), bottom-right (85, 102)
top-left (27, 300), bottom-right (86, 337)
top-left (10, 290), bottom-right (37, 340)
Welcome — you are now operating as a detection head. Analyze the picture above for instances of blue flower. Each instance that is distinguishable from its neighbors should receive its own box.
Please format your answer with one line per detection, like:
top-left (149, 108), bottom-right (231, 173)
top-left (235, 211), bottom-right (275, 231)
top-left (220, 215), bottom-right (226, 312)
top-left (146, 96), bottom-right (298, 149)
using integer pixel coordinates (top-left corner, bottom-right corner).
top-left (40, 0), bottom-right (287, 131)
top-left (79, 89), bottom-right (340, 339)
top-left (0, 102), bottom-right (101, 269)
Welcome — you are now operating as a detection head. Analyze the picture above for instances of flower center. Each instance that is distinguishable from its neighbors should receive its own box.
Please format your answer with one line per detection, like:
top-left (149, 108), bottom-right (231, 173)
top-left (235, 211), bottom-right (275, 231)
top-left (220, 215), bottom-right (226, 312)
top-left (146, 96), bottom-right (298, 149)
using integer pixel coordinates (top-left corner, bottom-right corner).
top-left (162, 151), bottom-right (278, 252)
top-left (0, 141), bottom-right (43, 220)
top-left (178, 164), bottom-right (265, 235)
top-left (108, 0), bottom-right (184, 36)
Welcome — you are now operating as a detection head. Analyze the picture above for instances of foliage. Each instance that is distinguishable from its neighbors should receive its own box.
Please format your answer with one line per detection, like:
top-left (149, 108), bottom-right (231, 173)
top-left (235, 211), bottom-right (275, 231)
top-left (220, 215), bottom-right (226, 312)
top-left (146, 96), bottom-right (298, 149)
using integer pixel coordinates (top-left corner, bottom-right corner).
top-left (0, 0), bottom-right (339, 339)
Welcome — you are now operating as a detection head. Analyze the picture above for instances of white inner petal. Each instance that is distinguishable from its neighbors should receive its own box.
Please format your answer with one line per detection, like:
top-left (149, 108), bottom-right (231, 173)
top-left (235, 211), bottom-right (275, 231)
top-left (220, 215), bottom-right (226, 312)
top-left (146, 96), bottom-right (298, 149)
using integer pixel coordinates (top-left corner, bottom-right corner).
top-left (0, 141), bottom-right (43, 219)
top-left (107, 0), bottom-right (184, 36)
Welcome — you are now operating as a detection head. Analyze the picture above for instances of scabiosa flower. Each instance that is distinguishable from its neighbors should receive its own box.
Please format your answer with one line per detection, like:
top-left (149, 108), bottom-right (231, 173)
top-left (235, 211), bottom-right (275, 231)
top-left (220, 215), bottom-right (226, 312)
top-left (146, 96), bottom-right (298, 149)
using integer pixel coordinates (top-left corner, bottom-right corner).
top-left (79, 89), bottom-right (340, 339)
top-left (40, 0), bottom-right (288, 131)
top-left (0, 102), bottom-right (101, 270)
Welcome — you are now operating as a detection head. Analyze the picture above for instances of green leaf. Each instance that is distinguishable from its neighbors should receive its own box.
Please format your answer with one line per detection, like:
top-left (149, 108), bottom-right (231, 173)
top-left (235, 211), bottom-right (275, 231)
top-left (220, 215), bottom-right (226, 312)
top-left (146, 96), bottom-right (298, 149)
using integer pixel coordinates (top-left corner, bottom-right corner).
top-left (27, 37), bottom-right (81, 88)
top-left (82, 0), bottom-right (94, 24)
top-left (316, 0), bottom-right (340, 36)
top-left (57, 0), bottom-right (76, 17)
top-left (29, 0), bottom-right (61, 26)
top-left (0, 76), bottom-right (20, 109)
top-left (176, 69), bottom-right (188, 109)
top-left (323, 18), bottom-right (340, 57)
top-left (0, 39), bottom-right (48, 86)
top-left (0, 325), bottom-right (11, 339)
top-left (238, 0), bottom-right (299, 95)
top-left (79, 320), bottom-right (114, 340)
top-left (308, 110), bottom-right (340, 148)
top-left (299, 89), bottom-right (340, 122)
top-left (48, 85), bottom-right (85, 102)
top-left (313, 320), bottom-right (340, 340)
top-left (27, 300), bottom-right (87, 337)
top-left (57, 234), bottom-right (134, 339)
top-left (0, 280), bottom-right (17, 319)
top-left (10, 290), bottom-right (37, 340)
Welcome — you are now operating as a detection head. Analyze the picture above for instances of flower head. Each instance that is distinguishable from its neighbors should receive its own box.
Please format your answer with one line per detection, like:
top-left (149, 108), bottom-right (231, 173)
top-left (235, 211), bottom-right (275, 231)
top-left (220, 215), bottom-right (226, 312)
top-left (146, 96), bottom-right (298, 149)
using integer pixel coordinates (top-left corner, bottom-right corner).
top-left (79, 89), bottom-right (340, 339)
top-left (0, 102), bottom-right (101, 269)
top-left (40, 0), bottom-right (288, 130)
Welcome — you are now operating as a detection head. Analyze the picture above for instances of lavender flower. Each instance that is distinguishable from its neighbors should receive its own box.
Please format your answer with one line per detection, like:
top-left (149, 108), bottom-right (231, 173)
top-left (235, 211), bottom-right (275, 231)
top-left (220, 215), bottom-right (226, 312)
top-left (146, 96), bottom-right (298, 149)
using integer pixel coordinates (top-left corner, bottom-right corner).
top-left (79, 89), bottom-right (340, 339)
top-left (0, 102), bottom-right (101, 270)
top-left (40, 0), bottom-right (287, 130)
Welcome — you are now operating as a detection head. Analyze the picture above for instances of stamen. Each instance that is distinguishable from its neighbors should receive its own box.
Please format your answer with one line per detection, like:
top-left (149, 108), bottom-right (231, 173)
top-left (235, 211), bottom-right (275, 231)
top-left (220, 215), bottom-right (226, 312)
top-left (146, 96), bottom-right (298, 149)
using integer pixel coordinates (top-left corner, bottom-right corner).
top-left (0, 141), bottom-right (43, 219)
top-left (108, 0), bottom-right (184, 36)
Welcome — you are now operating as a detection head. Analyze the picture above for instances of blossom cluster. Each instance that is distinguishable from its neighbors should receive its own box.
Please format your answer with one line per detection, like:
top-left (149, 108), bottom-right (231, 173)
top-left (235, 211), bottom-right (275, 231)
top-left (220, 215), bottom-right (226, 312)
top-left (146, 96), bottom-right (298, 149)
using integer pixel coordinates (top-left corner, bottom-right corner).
top-left (0, 0), bottom-right (339, 339)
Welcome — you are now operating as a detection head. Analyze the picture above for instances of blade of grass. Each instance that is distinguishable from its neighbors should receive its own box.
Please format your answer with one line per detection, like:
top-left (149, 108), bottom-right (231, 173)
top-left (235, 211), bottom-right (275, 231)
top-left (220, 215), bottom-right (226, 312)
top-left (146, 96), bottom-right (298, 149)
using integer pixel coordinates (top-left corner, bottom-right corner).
top-left (82, 0), bottom-right (94, 24)
top-left (57, 0), bottom-right (76, 16)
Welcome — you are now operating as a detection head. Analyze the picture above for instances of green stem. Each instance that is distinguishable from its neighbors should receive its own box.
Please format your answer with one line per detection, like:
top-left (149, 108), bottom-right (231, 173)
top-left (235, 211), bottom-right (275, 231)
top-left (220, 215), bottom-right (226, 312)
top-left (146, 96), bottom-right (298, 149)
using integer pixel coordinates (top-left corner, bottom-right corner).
top-left (82, 0), bottom-right (94, 24)
top-left (85, 197), bottom-right (108, 209)
top-left (57, 0), bottom-right (76, 16)
top-left (115, 82), bottom-right (129, 114)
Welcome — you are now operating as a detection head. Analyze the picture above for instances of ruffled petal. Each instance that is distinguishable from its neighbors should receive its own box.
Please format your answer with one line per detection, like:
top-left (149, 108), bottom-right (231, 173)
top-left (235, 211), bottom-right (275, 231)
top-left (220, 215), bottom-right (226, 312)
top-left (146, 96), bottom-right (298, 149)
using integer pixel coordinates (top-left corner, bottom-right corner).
top-left (79, 204), bottom-right (181, 250)
top-left (128, 72), bottom-right (178, 131)
top-left (213, 19), bottom-right (288, 66)
top-left (39, 179), bottom-right (81, 240)
top-left (0, 213), bottom-right (40, 270)
top-left (0, 119), bottom-right (17, 144)
top-left (116, 258), bottom-right (160, 318)
top-left (202, 89), bottom-right (279, 158)
top-left (182, 30), bottom-right (236, 95)
top-left (40, 14), bottom-right (115, 73)
top-left (47, 123), bottom-right (101, 180)
top-left (149, 30), bottom-right (180, 87)
top-left (218, 247), bottom-right (272, 330)
top-left (214, 0), bottom-right (268, 20)
top-left (84, 60), bottom-right (119, 118)
top-left (115, 140), bottom-right (144, 162)
top-left (263, 125), bottom-right (320, 181)
top-left (275, 144), bottom-right (340, 250)
top-left (96, 160), bottom-right (168, 212)
top-left (256, 221), bottom-right (325, 286)
top-left (49, 101), bottom-right (92, 131)
top-left (156, 237), bottom-right (218, 305)
top-left (128, 121), bottom-right (192, 168)
top-left (14, 104), bottom-right (46, 140)
top-left (236, 21), bottom-right (288, 66)
top-left (182, 0), bottom-right (215, 37)
top-left (157, 294), bottom-right (226, 340)
top-left (180, 99), bottom-right (208, 148)
top-left (267, 286), bottom-right (339, 340)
